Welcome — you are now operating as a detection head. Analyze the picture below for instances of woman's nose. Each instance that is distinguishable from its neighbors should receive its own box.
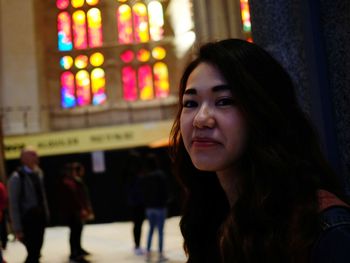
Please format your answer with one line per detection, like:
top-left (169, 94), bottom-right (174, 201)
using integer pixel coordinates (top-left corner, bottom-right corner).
top-left (193, 104), bottom-right (215, 128)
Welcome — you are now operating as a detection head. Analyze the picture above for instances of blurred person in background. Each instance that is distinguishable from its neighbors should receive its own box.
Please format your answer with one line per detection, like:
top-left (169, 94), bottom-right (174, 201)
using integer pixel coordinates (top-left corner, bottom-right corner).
top-left (8, 146), bottom-right (49, 263)
top-left (59, 162), bottom-right (94, 263)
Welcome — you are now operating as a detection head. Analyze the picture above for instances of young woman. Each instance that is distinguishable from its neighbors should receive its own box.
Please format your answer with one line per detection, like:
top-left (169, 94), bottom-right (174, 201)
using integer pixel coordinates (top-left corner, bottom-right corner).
top-left (170, 39), bottom-right (350, 263)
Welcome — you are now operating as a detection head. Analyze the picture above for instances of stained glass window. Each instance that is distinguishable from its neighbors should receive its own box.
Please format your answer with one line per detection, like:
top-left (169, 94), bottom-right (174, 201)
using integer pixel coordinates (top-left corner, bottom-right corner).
top-left (133, 3), bottom-right (150, 43)
top-left (120, 50), bottom-right (134, 63)
top-left (152, 46), bottom-right (166, 60)
top-left (60, 56), bottom-right (74, 70)
top-left (61, 71), bottom-right (76, 108)
top-left (87, 8), bottom-right (103, 48)
top-left (240, 0), bottom-right (252, 41)
top-left (73, 10), bottom-right (88, 49)
top-left (148, 1), bottom-right (164, 41)
top-left (117, 5), bottom-right (133, 44)
top-left (122, 66), bottom-right (137, 101)
top-left (91, 68), bottom-right (106, 105)
top-left (138, 65), bottom-right (153, 100)
top-left (137, 49), bottom-right (150, 62)
top-left (153, 62), bottom-right (169, 98)
top-left (58, 12), bottom-right (73, 51)
top-left (86, 0), bottom-right (99, 5)
top-left (56, 0), bottom-right (69, 10)
top-left (90, 52), bottom-right (104, 67)
top-left (71, 0), bottom-right (84, 8)
top-left (75, 55), bottom-right (88, 69)
top-left (76, 70), bottom-right (91, 106)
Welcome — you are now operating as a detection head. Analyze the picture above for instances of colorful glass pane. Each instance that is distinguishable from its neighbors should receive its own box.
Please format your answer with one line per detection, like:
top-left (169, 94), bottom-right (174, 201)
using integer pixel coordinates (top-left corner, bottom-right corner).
top-left (72, 10), bottom-right (88, 49)
top-left (148, 1), bottom-right (164, 41)
top-left (90, 52), bottom-right (104, 67)
top-left (76, 70), bottom-right (91, 106)
top-left (61, 71), bottom-right (76, 108)
top-left (87, 8), bottom-right (103, 48)
top-left (57, 12), bottom-right (73, 51)
top-left (240, 0), bottom-right (251, 33)
top-left (117, 5), bottom-right (133, 44)
top-left (60, 56), bottom-right (74, 70)
top-left (122, 66), bottom-right (137, 101)
top-left (86, 0), bottom-right (99, 6)
top-left (152, 46), bottom-right (166, 60)
top-left (56, 0), bottom-right (69, 10)
top-left (118, 0), bottom-right (128, 2)
top-left (133, 3), bottom-right (150, 43)
top-left (137, 49), bottom-right (150, 62)
top-left (75, 55), bottom-right (88, 69)
top-left (138, 65), bottom-right (153, 100)
top-left (91, 68), bottom-right (106, 105)
top-left (153, 62), bottom-right (169, 98)
top-left (120, 50), bottom-right (134, 63)
top-left (71, 0), bottom-right (84, 8)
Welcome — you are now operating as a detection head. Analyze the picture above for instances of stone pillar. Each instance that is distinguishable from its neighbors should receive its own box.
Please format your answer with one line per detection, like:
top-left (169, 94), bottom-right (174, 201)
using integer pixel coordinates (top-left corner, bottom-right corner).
top-left (249, 0), bottom-right (350, 194)
top-left (192, 0), bottom-right (244, 43)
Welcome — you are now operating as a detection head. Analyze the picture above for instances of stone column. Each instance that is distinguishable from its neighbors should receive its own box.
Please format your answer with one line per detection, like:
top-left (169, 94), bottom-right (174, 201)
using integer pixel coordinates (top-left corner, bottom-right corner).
top-left (249, 0), bottom-right (350, 194)
top-left (192, 0), bottom-right (244, 43)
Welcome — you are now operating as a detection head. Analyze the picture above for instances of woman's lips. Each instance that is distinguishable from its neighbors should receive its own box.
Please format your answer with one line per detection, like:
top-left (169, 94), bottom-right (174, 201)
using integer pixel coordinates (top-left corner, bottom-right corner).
top-left (191, 137), bottom-right (220, 148)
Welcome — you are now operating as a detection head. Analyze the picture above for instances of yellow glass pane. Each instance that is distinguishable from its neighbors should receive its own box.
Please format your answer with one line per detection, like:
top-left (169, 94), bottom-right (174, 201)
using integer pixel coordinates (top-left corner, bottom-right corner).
top-left (152, 46), bottom-right (166, 60)
top-left (72, 10), bottom-right (88, 49)
top-left (60, 56), bottom-right (74, 70)
top-left (75, 55), bottom-right (89, 69)
top-left (133, 3), bottom-right (149, 43)
top-left (87, 8), bottom-right (103, 47)
top-left (76, 70), bottom-right (91, 106)
top-left (86, 0), bottom-right (99, 6)
top-left (137, 49), bottom-right (150, 62)
top-left (118, 0), bottom-right (128, 2)
top-left (90, 52), bottom-right (104, 67)
top-left (71, 0), bottom-right (84, 8)
top-left (91, 68), bottom-right (106, 105)
top-left (153, 62), bottom-right (169, 98)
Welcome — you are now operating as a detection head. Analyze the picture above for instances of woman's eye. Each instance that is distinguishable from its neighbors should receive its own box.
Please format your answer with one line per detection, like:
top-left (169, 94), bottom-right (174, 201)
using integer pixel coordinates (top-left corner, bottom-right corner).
top-left (216, 98), bottom-right (235, 106)
top-left (183, 100), bottom-right (198, 108)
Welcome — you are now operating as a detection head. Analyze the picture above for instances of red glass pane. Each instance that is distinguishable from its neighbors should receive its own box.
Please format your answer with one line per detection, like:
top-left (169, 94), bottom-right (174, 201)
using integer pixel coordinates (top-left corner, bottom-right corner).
top-left (122, 66), bottom-right (137, 101)
top-left (56, 0), bottom-right (69, 10)
top-left (120, 50), bottom-right (134, 63)
top-left (61, 71), bottom-right (76, 108)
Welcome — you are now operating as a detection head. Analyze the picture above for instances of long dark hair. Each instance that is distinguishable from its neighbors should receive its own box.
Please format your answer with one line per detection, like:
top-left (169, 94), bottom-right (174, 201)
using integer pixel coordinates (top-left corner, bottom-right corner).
top-left (170, 39), bottom-right (340, 263)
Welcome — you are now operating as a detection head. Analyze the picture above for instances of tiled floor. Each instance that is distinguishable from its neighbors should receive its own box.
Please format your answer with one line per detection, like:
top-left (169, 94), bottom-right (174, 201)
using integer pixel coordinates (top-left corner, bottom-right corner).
top-left (3, 217), bottom-right (186, 263)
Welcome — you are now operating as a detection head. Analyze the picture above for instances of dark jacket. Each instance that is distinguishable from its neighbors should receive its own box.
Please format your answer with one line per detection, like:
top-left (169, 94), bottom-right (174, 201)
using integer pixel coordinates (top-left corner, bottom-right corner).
top-left (142, 170), bottom-right (168, 209)
top-left (312, 206), bottom-right (350, 263)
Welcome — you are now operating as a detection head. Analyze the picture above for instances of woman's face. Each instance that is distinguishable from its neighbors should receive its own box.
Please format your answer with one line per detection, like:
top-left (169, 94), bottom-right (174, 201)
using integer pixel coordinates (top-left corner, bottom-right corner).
top-left (180, 62), bottom-right (247, 173)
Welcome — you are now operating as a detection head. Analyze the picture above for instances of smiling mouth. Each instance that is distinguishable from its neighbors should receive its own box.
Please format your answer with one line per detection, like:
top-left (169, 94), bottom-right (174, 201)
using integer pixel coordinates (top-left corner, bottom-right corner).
top-left (191, 138), bottom-right (220, 148)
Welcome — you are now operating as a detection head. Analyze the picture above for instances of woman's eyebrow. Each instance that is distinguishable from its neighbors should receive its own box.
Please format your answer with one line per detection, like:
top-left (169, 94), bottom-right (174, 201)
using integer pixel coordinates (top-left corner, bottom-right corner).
top-left (212, 84), bottom-right (230, 92)
top-left (183, 88), bottom-right (197, 95)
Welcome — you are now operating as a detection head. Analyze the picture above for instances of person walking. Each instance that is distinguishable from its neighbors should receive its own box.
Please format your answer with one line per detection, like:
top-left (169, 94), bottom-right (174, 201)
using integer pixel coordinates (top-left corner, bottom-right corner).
top-left (126, 152), bottom-right (146, 256)
top-left (8, 146), bottom-right (49, 263)
top-left (142, 153), bottom-right (169, 262)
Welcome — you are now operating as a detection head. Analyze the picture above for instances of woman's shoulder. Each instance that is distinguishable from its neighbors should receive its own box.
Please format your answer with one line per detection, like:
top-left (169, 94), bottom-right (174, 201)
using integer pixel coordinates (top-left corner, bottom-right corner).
top-left (312, 206), bottom-right (350, 263)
